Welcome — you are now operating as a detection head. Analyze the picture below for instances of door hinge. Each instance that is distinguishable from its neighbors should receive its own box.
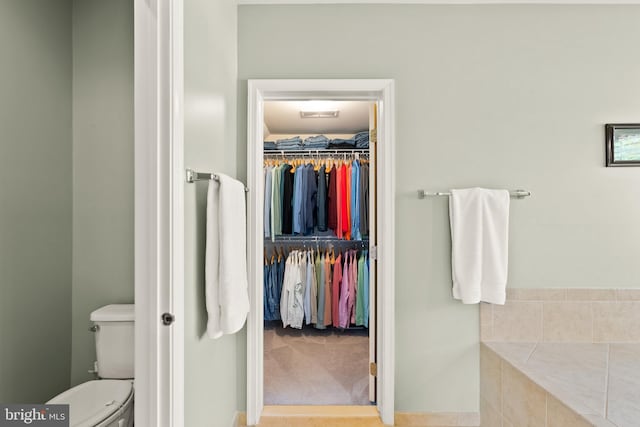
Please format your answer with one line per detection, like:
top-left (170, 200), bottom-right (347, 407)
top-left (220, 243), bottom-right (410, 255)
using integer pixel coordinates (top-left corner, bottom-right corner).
top-left (370, 245), bottom-right (378, 260)
top-left (370, 362), bottom-right (377, 377)
top-left (161, 312), bottom-right (175, 326)
top-left (370, 129), bottom-right (377, 144)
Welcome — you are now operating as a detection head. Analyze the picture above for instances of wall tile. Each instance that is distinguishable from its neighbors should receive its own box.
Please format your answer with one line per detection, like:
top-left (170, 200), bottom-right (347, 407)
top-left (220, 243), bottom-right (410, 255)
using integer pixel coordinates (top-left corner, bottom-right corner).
top-left (542, 302), bottom-right (593, 342)
top-left (501, 362), bottom-right (546, 426)
top-left (546, 395), bottom-right (592, 427)
top-left (524, 343), bottom-right (607, 416)
top-left (583, 415), bottom-right (619, 427)
top-left (457, 412), bottom-right (481, 425)
top-left (566, 289), bottom-right (616, 301)
top-left (593, 302), bottom-right (640, 342)
top-left (607, 344), bottom-right (640, 427)
top-left (480, 344), bottom-right (502, 412)
top-left (480, 397), bottom-right (502, 427)
top-left (507, 288), bottom-right (567, 301)
top-left (492, 302), bottom-right (542, 342)
top-left (615, 289), bottom-right (640, 301)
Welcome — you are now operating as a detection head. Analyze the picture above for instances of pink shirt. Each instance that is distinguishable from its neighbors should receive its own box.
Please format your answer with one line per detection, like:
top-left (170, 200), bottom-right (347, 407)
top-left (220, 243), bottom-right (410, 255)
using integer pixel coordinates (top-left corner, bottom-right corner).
top-left (339, 253), bottom-right (351, 328)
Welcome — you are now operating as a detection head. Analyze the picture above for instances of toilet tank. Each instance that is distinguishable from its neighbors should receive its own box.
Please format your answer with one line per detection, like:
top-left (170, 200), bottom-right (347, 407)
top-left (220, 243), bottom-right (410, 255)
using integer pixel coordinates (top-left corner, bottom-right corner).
top-left (90, 304), bottom-right (135, 379)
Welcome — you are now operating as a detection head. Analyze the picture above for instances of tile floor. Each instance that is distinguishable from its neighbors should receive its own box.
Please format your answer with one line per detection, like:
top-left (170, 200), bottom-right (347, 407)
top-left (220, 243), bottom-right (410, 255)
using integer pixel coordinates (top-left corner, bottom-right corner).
top-left (264, 324), bottom-right (370, 405)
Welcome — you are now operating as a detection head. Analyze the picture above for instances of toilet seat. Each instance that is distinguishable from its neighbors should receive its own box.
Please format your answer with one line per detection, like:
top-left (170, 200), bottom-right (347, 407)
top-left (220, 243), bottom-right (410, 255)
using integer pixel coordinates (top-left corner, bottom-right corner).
top-left (47, 380), bottom-right (133, 427)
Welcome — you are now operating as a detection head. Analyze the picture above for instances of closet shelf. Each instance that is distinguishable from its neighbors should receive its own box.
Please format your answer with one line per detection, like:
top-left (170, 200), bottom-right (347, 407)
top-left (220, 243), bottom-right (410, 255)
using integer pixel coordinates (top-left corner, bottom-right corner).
top-left (264, 148), bottom-right (369, 157)
top-left (268, 235), bottom-right (369, 242)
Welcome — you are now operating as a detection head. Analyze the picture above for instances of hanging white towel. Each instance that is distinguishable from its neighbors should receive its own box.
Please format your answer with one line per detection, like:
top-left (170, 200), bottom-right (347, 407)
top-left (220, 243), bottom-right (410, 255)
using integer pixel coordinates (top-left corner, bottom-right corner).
top-left (206, 174), bottom-right (250, 338)
top-left (449, 188), bottom-right (510, 305)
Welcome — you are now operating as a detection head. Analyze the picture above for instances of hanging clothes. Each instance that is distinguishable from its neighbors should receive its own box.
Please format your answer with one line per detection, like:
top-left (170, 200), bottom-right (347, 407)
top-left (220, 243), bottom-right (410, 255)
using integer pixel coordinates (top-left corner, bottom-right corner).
top-left (267, 246), bottom-right (369, 330)
top-left (282, 164), bottom-right (294, 234)
top-left (263, 158), bottom-right (368, 240)
top-left (323, 254), bottom-right (332, 326)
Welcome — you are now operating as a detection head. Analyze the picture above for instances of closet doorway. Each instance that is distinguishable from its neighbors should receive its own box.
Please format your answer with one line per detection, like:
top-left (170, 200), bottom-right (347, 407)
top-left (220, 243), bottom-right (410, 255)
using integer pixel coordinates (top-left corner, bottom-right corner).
top-left (246, 80), bottom-right (395, 426)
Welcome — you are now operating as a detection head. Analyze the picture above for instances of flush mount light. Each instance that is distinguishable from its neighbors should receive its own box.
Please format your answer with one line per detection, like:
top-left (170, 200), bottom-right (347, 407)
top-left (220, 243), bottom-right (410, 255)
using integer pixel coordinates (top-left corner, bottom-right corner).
top-left (300, 110), bottom-right (339, 118)
top-left (298, 100), bottom-right (340, 118)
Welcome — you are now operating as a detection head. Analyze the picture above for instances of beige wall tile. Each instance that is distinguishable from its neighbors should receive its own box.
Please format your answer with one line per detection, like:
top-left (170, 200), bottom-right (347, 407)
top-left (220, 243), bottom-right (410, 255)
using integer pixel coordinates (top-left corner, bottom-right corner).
top-left (457, 412), bottom-right (481, 425)
top-left (492, 302), bottom-right (542, 342)
top-left (566, 289), bottom-right (616, 301)
top-left (480, 344), bottom-right (502, 412)
top-left (502, 362), bottom-right (546, 426)
top-left (507, 288), bottom-right (567, 301)
top-left (480, 397), bottom-right (502, 427)
top-left (546, 395), bottom-right (591, 427)
top-left (615, 289), bottom-right (640, 301)
top-left (542, 302), bottom-right (593, 342)
top-left (480, 303), bottom-right (493, 342)
top-left (593, 302), bottom-right (640, 342)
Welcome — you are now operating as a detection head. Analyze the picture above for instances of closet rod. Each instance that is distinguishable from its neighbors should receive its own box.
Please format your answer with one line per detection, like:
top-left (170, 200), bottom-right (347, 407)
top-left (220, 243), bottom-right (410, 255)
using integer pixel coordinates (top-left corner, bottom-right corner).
top-left (185, 168), bottom-right (249, 192)
top-left (267, 236), bottom-right (369, 242)
top-left (264, 149), bottom-right (369, 157)
top-left (417, 189), bottom-right (531, 199)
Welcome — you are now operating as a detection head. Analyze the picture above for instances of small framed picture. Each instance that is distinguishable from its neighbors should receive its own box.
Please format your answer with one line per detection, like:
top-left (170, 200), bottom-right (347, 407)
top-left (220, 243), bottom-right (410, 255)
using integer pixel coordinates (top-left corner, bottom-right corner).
top-left (606, 124), bottom-right (640, 167)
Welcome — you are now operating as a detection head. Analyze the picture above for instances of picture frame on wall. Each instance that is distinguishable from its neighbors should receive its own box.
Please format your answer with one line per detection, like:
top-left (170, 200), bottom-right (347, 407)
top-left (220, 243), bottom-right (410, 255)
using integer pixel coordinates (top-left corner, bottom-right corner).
top-left (605, 123), bottom-right (640, 167)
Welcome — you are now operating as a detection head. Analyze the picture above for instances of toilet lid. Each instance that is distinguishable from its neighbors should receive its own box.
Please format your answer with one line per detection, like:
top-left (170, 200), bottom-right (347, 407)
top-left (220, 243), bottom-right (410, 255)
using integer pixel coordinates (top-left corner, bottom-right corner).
top-left (46, 380), bottom-right (133, 427)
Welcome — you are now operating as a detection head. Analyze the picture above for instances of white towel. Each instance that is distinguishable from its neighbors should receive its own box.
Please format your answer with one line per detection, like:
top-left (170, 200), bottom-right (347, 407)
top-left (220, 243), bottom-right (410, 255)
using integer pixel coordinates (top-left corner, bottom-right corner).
top-left (449, 188), bottom-right (510, 305)
top-left (206, 174), bottom-right (250, 338)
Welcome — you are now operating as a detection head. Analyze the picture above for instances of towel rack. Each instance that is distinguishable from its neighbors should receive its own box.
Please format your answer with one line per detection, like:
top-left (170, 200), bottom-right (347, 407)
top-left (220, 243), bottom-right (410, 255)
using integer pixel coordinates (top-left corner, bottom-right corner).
top-left (185, 168), bottom-right (249, 192)
top-left (417, 189), bottom-right (531, 199)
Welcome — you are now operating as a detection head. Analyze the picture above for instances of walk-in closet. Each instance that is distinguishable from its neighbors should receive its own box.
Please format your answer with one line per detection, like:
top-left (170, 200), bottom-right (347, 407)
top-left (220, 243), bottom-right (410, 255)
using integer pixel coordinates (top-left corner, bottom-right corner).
top-left (261, 100), bottom-right (377, 405)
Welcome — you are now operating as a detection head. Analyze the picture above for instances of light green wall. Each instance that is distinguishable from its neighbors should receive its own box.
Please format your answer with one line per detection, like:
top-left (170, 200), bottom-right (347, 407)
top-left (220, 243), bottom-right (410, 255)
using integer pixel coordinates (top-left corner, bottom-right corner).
top-left (184, 0), bottom-right (243, 425)
top-left (71, 0), bottom-right (134, 386)
top-left (0, 0), bottom-right (72, 403)
top-left (238, 4), bottom-right (640, 413)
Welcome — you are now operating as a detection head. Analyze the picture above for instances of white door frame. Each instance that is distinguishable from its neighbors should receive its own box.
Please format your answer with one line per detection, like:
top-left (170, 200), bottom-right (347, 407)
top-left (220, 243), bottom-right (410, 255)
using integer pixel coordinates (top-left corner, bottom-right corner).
top-left (246, 79), bottom-right (396, 426)
top-left (134, 0), bottom-right (184, 426)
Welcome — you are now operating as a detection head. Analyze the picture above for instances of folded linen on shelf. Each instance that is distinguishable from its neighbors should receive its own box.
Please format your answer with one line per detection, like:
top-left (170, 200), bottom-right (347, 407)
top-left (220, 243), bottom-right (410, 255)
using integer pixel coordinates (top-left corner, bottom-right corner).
top-left (354, 131), bottom-right (369, 148)
top-left (329, 137), bottom-right (356, 148)
top-left (276, 136), bottom-right (303, 150)
top-left (303, 135), bottom-right (329, 149)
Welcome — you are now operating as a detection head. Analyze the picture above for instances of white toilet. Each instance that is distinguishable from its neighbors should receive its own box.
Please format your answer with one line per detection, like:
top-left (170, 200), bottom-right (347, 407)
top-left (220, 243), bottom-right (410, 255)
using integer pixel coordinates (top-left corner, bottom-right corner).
top-left (48, 304), bottom-right (135, 427)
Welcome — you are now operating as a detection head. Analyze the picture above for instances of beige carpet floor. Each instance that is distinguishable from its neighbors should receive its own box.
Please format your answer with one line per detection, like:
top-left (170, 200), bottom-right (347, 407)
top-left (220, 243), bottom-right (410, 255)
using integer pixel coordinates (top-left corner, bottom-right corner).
top-left (264, 325), bottom-right (370, 405)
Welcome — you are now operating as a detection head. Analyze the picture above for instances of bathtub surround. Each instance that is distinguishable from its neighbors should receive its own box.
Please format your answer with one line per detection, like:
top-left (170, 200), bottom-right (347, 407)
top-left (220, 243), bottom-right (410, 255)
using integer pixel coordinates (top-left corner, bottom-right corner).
top-left (480, 289), bottom-right (640, 426)
top-left (480, 288), bottom-right (640, 343)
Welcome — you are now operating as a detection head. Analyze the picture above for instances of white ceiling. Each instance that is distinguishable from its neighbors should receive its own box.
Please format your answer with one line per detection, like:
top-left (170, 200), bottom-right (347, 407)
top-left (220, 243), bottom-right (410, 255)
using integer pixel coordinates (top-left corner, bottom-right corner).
top-left (264, 100), bottom-right (370, 135)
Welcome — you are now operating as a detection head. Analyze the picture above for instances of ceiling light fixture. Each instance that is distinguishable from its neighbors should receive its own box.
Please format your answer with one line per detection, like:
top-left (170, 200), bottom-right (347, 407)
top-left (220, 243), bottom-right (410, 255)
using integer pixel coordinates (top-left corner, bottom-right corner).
top-left (300, 110), bottom-right (339, 118)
